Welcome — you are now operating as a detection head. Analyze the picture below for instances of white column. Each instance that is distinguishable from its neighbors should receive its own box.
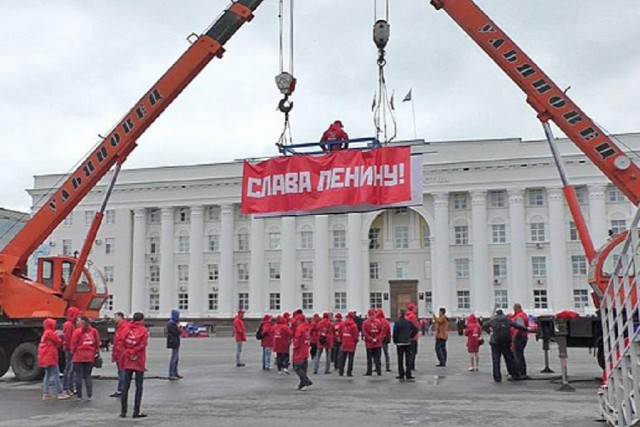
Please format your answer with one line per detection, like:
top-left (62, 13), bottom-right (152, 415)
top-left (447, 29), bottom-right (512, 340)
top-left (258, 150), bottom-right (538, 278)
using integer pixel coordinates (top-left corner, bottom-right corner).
top-left (219, 204), bottom-right (235, 317)
top-left (508, 190), bottom-right (529, 309)
top-left (548, 188), bottom-right (571, 311)
top-left (347, 213), bottom-right (363, 313)
top-left (130, 208), bottom-right (146, 315)
top-left (433, 193), bottom-right (451, 311)
top-left (589, 184), bottom-right (608, 249)
top-left (361, 238), bottom-right (371, 312)
top-left (159, 207), bottom-right (174, 316)
top-left (188, 205), bottom-right (204, 317)
top-left (249, 217), bottom-right (265, 317)
top-left (281, 217), bottom-right (297, 311)
top-left (314, 215), bottom-right (330, 313)
top-left (471, 191), bottom-right (491, 316)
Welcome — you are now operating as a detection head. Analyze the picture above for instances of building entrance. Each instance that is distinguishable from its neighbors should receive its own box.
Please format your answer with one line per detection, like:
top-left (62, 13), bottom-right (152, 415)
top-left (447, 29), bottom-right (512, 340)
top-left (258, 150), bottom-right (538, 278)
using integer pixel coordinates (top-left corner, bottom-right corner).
top-left (389, 280), bottom-right (418, 321)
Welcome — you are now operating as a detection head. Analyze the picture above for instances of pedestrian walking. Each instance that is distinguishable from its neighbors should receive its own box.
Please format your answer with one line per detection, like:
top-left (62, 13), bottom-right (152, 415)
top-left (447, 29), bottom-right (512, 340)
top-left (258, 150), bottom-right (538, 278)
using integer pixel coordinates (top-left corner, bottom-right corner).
top-left (38, 318), bottom-right (70, 400)
top-left (405, 304), bottom-right (420, 371)
top-left (332, 313), bottom-right (343, 370)
top-left (313, 312), bottom-right (333, 374)
top-left (167, 309), bottom-right (182, 380)
top-left (464, 314), bottom-right (483, 372)
top-left (70, 316), bottom-right (100, 401)
top-left (483, 309), bottom-right (528, 382)
top-left (120, 312), bottom-right (148, 419)
top-left (377, 310), bottom-right (392, 372)
top-left (393, 309), bottom-right (419, 381)
top-left (272, 315), bottom-right (293, 374)
top-left (259, 314), bottom-right (273, 370)
top-left (62, 307), bottom-right (79, 396)
top-left (420, 317), bottom-right (427, 336)
top-left (110, 312), bottom-right (129, 397)
top-left (234, 309), bottom-right (247, 367)
top-left (511, 303), bottom-right (530, 379)
top-left (362, 308), bottom-right (383, 376)
top-left (433, 307), bottom-right (449, 367)
top-left (309, 313), bottom-right (320, 361)
top-left (338, 312), bottom-right (359, 377)
top-left (292, 315), bottom-right (313, 391)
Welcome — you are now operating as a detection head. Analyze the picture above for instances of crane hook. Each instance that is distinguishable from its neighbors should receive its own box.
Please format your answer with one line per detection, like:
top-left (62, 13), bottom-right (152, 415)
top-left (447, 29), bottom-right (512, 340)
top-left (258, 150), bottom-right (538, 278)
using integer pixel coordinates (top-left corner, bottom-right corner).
top-left (278, 94), bottom-right (294, 114)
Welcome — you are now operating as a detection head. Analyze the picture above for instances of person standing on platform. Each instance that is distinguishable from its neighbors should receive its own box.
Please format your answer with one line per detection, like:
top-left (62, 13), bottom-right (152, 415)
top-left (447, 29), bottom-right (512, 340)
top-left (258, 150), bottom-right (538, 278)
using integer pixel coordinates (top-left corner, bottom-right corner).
top-left (320, 120), bottom-right (349, 152)
top-left (332, 313), bottom-right (343, 370)
top-left (338, 312), bottom-right (359, 377)
top-left (314, 312), bottom-right (334, 374)
top-left (120, 312), bottom-right (149, 419)
top-left (292, 315), bottom-right (313, 391)
top-left (234, 309), bottom-right (247, 367)
top-left (166, 309), bottom-right (182, 380)
top-left (393, 309), bottom-right (419, 381)
top-left (110, 312), bottom-right (129, 396)
top-left (362, 308), bottom-right (383, 376)
top-left (405, 303), bottom-right (420, 371)
top-left (511, 303), bottom-right (530, 379)
top-left (464, 313), bottom-right (482, 372)
top-left (272, 315), bottom-right (293, 375)
top-left (377, 310), bottom-right (392, 372)
top-left (259, 314), bottom-right (273, 370)
top-left (433, 307), bottom-right (449, 367)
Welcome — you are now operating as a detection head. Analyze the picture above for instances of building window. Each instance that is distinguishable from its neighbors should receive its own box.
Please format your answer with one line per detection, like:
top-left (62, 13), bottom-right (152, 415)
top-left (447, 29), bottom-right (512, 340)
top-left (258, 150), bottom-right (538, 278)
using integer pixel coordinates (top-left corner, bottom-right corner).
top-left (369, 262), bottom-right (380, 280)
top-left (425, 291), bottom-right (433, 312)
top-left (105, 237), bottom-right (115, 254)
top-left (370, 292), bottom-right (383, 309)
top-left (395, 226), bottom-right (409, 249)
top-left (369, 228), bottom-right (381, 249)
top-left (238, 293), bottom-right (249, 310)
top-left (301, 261), bottom-right (313, 280)
top-left (268, 232), bottom-right (281, 250)
top-left (334, 292), bottom-right (347, 310)
top-left (269, 262), bottom-right (281, 280)
top-left (208, 293), bottom-right (218, 311)
top-left (301, 230), bottom-right (314, 249)
top-left (104, 295), bottom-right (114, 311)
top-left (106, 209), bottom-right (116, 225)
top-left (178, 265), bottom-right (189, 282)
top-left (527, 188), bottom-right (545, 206)
top-left (269, 293), bottom-right (281, 311)
top-left (573, 289), bottom-right (589, 309)
top-left (493, 257), bottom-right (507, 278)
top-left (534, 289), bottom-right (548, 309)
top-left (532, 256), bottom-right (547, 277)
top-left (149, 265), bottom-right (160, 283)
top-left (332, 229), bottom-right (346, 249)
top-left (238, 233), bottom-right (249, 251)
top-left (302, 292), bottom-right (314, 310)
top-left (178, 235), bottom-right (190, 253)
top-left (148, 209), bottom-right (160, 224)
top-left (63, 214), bottom-right (73, 226)
top-left (569, 222), bottom-right (579, 241)
top-left (454, 225), bottom-right (469, 245)
top-left (62, 239), bottom-right (72, 256)
top-left (423, 232), bottom-right (431, 248)
top-left (492, 224), bottom-right (506, 243)
top-left (394, 207), bottom-right (408, 215)
top-left (610, 219), bottom-right (627, 235)
top-left (149, 294), bottom-right (160, 311)
top-left (103, 266), bottom-right (114, 283)
top-left (237, 263), bottom-right (249, 282)
top-left (575, 187), bottom-right (588, 206)
top-left (149, 236), bottom-right (159, 254)
top-left (207, 206), bottom-right (221, 221)
top-left (333, 260), bottom-right (346, 280)
top-left (489, 190), bottom-right (506, 208)
top-left (453, 193), bottom-right (468, 210)
top-left (530, 223), bottom-right (546, 242)
top-left (85, 210), bottom-right (95, 225)
top-left (395, 261), bottom-right (409, 279)
top-left (208, 234), bottom-right (220, 251)
top-left (457, 290), bottom-right (470, 310)
top-left (494, 290), bottom-right (508, 309)
top-left (571, 255), bottom-right (587, 276)
top-left (177, 207), bottom-right (190, 223)
top-left (608, 186), bottom-right (625, 202)
top-left (207, 264), bottom-right (219, 281)
top-left (455, 258), bottom-right (470, 278)
top-left (178, 293), bottom-right (189, 311)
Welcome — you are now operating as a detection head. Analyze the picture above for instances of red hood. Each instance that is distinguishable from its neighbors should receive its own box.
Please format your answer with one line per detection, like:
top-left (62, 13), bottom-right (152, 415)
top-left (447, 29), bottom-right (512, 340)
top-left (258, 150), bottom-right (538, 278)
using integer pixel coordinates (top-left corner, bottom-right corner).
top-left (322, 312), bottom-right (330, 319)
top-left (66, 307), bottom-right (79, 322)
top-left (276, 316), bottom-right (285, 324)
top-left (43, 318), bottom-right (57, 331)
top-left (376, 310), bottom-right (386, 319)
top-left (467, 314), bottom-right (478, 324)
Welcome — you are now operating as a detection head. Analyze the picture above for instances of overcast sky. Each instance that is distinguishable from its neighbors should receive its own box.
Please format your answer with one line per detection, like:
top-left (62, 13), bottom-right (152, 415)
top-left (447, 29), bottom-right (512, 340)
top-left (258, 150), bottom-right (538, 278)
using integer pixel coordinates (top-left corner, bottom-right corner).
top-left (1, 0), bottom-right (639, 212)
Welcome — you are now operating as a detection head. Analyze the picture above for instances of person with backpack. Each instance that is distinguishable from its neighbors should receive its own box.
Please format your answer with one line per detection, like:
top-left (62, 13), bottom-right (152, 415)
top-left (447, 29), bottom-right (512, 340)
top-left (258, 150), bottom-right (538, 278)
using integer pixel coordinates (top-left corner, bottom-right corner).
top-left (38, 318), bottom-right (70, 400)
top-left (120, 312), bottom-right (148, 419)
top-left (234, 309), bottom-right (247, 367)
top-left (483, 309), bottom-right (529, 382)
top-left (313, 312), bottom-right (334, 374)
top-left (272, 315), bottom-right (293, 374)
top-left (166, 309), bottom-right (182, 380)
top-left (70, 316), bottom-right (100, 401)
top-left (464, 313), bottom-right (483, 372)
top-left (110, 312), bottom-right (129, 397)
top-left (338, 312), bottom-right (359, 377)
top-left (258, 314), bottom-right (273, 370)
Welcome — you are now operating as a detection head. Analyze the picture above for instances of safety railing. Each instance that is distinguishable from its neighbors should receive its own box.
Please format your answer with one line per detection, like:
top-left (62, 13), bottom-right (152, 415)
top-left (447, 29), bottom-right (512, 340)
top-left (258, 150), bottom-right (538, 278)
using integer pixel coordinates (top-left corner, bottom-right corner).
top-left (277, 137), bottom-right (381, 156)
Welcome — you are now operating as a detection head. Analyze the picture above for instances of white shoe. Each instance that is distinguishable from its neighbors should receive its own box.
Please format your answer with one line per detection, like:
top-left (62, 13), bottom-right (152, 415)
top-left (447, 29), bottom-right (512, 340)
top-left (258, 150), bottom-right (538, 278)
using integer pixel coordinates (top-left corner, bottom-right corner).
top-left (284, 369), bottom-right (291, 375)
top-left (468, 367), bottom-right (474, 371)
top-left (299, 386), bottom-right (308, 391)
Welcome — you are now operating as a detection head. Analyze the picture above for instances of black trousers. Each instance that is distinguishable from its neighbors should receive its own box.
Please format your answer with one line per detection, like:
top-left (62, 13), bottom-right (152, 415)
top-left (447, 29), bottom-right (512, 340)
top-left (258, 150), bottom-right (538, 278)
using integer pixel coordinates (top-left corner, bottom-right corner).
top-left (338, 351), bottom-right (354, 375)
top-left (408, 340), bottom-right (418, 370)
top-left (513, 337), bottom-right (528, 376)
top-left (382, 342), bottom-right (391, 370)
top-left (293, 360), bottom-right (311, 389)
top-left (310, 344), bottom-right (317, 360)
top-left (332, 342), bottom-right (341, 369)
top-left (121, 370), bottom-right (144, 415)
top-left (435, 338), bottom-right (447, 366)
top-left (276, 352), bottom-right (289, 371)
top-left (365, 347), bottom-right (382, 375)
top-left (491, 342), bottom-right (519, 382)
top-left (396, 345), bottom-right (413, 378)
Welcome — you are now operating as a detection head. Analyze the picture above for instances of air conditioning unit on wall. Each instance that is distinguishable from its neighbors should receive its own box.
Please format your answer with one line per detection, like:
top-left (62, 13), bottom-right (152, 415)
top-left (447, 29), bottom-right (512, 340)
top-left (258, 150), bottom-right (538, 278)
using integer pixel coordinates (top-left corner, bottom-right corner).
top-left (211, 286), bottom-right (218, 292)
top-left (536, 278), bottom-right (545, 285)
top-left (494, 278), bottom-right (502, 285)
top-left (150, 286), bottom-right (159, 293)
top-left (179, 285), bottom-right (188, 292)
top-left (300, 283), bottom-right (308, 290)
top-left (536, 242), bottom-right (544, 249)
top-left (149, 256), bottom-right (158, 263)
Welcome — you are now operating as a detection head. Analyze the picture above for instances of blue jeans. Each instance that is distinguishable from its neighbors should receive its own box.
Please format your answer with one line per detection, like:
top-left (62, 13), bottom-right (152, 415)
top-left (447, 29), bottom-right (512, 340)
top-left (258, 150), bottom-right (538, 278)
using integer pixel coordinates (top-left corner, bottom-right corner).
top-left (117, 366), bottom-right (126, 392)
top-left (62, 351), bottom-right (74, 392)
top-left (262, 347), bottom-right (272, 369)
top-left (313, 348), bottom-right (331, 373)
top-left (236, 342), bottom-right (243, 365)
top-left (42, 366), bottom-right (63, 395)
top-left (169, 348), bottom-right (180, 377)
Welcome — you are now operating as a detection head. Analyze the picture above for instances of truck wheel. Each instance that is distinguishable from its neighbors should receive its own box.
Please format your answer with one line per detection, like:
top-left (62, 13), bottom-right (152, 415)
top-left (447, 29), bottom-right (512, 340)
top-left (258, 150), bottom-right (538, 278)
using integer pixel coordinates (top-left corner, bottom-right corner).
top-left (597, 340), bottom-right (606, 371)
top-left (10, 342), bottom-right (43, 381)
top-left (0, 347), bottom-right (9, 378)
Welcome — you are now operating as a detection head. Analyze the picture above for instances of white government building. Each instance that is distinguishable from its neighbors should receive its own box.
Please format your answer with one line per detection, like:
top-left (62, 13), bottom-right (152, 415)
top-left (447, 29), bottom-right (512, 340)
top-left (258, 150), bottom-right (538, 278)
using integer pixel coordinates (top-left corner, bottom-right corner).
top-left (29, 133), bottom-right (640, 320)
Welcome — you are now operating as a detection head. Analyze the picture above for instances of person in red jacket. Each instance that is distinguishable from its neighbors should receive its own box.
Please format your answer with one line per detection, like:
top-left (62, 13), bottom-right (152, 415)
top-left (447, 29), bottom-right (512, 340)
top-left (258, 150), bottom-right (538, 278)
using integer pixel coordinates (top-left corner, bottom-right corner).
top-left (234, 309), bottom-right (247, 367)
top-left (511, 303), bottom-right (530, 379)
top-left (71, 316), bottom-right (100, 401)
top-left (38, 318), bottom-right (70, 400)
top-left (313, 312), bottom-right (334, 374)
top-left (259, 314), bottom-right (273, 370)
top-left (110, 312), bottom-right (129, 397)
top-left (362, 308), bottom-right (384, 376)
top-left (377, 310), bottom-right (392, 372)
top-left (332, 313), bottom-right (343, 370)
top-left (320, 120), bottom-right (349, 152)
top-left (405, 303), bottom-right (420, 371)
top-left (338, 312), bottom-right (359, 377)
top-left (309, 313), bottom-right (320, 361)
top-left (62, 306), bottom-right (79, 395)
top-left (464, 313), bottom-right (483, 372)
top-left (272, 315), bottom-right (293, 374)
top-left (292, 316), bottom-right (313, 391)
top-left (120, 312), bottom-right (148, 419)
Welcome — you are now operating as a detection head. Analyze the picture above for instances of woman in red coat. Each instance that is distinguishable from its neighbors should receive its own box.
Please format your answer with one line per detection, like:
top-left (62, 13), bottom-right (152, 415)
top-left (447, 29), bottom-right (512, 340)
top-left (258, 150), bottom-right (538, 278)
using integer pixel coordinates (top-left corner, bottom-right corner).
top-left (338, 312), bottom-right (359, 377)
top-left (292, 318), bottom-right (313, 391)
top-left (71, 316), bottom-right (100, 400)
top-left (38, 318), bottom-right (70, 400)
top-left (362, 309), bottom-right (383, 376)
top-left (272, 316), bottom-right (293, 374)
top-left (120, 312), bottom-right (149, 418)
top-left (464, 313), bottom-right (483, 371)
top-left (313, 312), bottom-right (334, 374)
top-left (260, 314), bottom-right (273, 370)
top-left (309, 313), bottom-right (320, 361)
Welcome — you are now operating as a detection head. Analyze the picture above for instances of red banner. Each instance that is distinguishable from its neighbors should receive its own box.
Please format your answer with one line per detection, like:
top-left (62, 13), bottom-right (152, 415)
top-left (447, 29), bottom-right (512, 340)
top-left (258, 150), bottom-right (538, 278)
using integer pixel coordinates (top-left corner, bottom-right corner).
top-left (241, 147), bottom-right (413, 216)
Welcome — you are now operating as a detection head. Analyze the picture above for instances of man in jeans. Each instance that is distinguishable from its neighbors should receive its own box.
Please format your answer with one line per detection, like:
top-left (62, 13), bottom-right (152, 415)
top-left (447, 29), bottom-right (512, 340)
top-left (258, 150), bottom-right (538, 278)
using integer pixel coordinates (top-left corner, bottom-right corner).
top-left (234, 309), bottom-right (247, 367)
top-left (433, 307), bottom-right (449, 367)
top-left (166, 309), bottom-right (181, 380)
top-left (110, 312), bottom-right (129, 397)
top-left (62, 307), bottom-right (79, 395)
top-left (393, 309), bottom-right (419, 381)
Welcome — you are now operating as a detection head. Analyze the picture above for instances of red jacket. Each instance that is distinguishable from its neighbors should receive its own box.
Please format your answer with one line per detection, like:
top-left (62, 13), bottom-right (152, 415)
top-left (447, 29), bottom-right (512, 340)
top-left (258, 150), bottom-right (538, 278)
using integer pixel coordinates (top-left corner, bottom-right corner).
top-left (317, 316), bottom-right (334, 349)
top-left (272, 319), bottom-right (293, 354)
top-left (309, 315), bottom-right (320, 346)
top-left (71, 325), bottom-right (99, 363)
top-left (292, 321), bottom-right (311, 363)
top-left (121, 320), bottom-right (148, 371)
top-left (511, 310), bottom-right (529, 339)
top-left (406, 310), bottom-right (420, 342)
top-left (112, 320), bottom-right (130, 365)
top-left (376, 310), bottom-right (391, 343)
top-left (339, 318), bottom-right (359, 352)
top-left (38, 319), bottom-right (61, 368)
top-left (333, 319), bottom-right (343, 344)
top-left (260, 316), bottom-right (273, 348)
top-left (62, 307), bottom-right (79, 351)
top-left (464, 314), bottom-right (483, 353)
top-left (320, 122), bottom-right (349, 152)
top-left (234, 316), bottom-right (246, 342)
top-left (362, 317), bottom-right (383, 349)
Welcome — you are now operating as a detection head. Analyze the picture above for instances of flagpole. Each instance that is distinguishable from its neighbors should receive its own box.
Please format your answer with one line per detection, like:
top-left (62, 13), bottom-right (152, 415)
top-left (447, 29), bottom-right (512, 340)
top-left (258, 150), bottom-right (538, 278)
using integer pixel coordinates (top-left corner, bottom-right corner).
top-left (411, 97), bottom-right (417, 140)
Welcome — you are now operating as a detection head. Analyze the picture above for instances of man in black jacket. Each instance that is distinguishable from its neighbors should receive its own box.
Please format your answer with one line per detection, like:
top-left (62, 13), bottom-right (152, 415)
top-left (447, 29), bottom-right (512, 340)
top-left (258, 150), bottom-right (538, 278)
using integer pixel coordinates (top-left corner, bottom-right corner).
top-left (483, 309), bottom-right (528, 382)
top-left (393, 309), bottom-right (419, 381)
top-left (167, 309), bottom-right (182, 380)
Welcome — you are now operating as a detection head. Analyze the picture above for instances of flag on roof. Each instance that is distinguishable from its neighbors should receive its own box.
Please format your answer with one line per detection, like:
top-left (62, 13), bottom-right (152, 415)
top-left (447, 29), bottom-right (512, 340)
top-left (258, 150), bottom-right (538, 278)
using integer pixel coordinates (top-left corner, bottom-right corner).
top-left (402, 89), bottom-right (412, 102)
